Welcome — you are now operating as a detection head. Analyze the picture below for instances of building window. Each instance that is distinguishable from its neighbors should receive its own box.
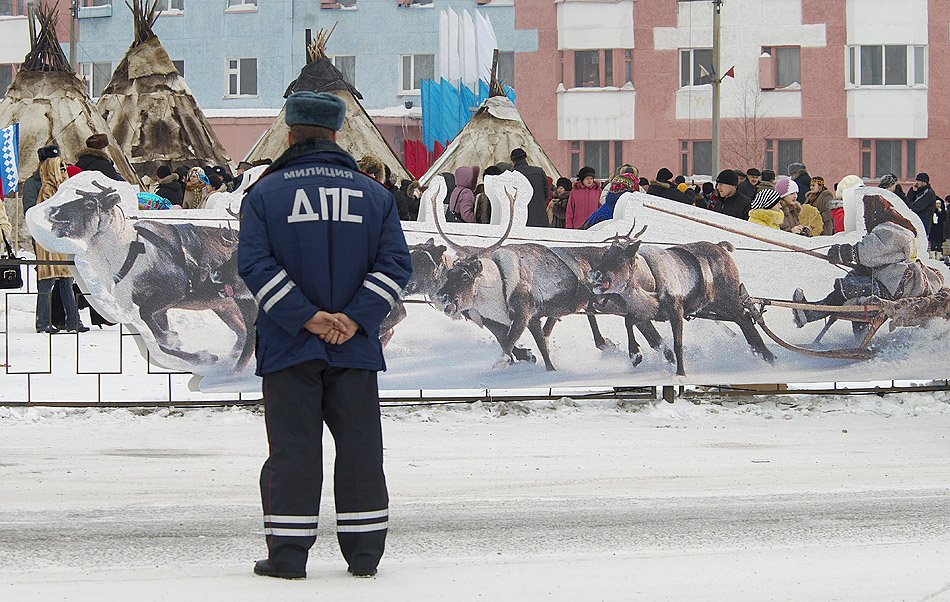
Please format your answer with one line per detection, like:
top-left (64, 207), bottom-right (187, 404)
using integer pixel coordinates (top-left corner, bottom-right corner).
top-left (0, 1), bottom-right (27, 16)
top-left (572, 50), bottom-right (615, 88)
top-left (583, 141), bottom-right (610, 179)
top-left (859, 139), bottom-right (918, 180)
top-left (570, 141), bottom-right (581, 177)
top-left (574, 51), bottom-right (599, 88)
top-left (496, 51), bottom-right (514, 89)
top-left (79, 62), bottom-right (112, 98)
top-left (172, 60), bottom-right (185, 77)
top-left (226, 0), bottom-right (256, 9)
top-left (398, 0), bottom-right (433, 5)
top-left (399, 54), bottom-right (434, 95)
top-left (623, 49), bottom-right (633, 84)
top-left (847, 45), bottom-right (926, 87)
top-left (681, 141), bottom-right (711, 177)
top-left (227, 58), bottom-right (257, 96)
top-left (763, 140), bottom-right (803, 175)
top-left (156, 0), bottom-right (183, 11)
top-left (0, 64), bottom-right (13, 99)
top-left (570, 141), bottom-right (622, 179)
top-left (82, 0), bottom-right (111, 5)
top-left (679, 48), bottom-right (713, 87)
top-left (762, 46), bottom-right (800, 88)
top-left (322, 0), bottom-right (356, 7)
top-left (330, 55), bottom-right (356, 87)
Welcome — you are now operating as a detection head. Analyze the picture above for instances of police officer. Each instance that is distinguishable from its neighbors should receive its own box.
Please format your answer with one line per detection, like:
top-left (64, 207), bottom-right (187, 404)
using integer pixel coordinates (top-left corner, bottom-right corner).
top-left (238, 91), bottom-right (412, 580)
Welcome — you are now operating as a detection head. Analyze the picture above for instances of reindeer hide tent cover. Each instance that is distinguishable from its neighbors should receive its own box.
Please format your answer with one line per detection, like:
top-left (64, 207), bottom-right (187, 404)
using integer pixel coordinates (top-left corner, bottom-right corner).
top-left (96, 4), bottom-right (232, 178)
top-left (0, 5), bottom-right (139, 184)
top-left (244, 57), bottom-right (411, 182)
top-left (420, 96), bottom-right (561, 186)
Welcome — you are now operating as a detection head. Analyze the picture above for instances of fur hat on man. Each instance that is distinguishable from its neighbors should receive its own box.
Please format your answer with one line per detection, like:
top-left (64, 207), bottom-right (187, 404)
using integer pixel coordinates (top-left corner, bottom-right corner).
top-left (656, 168), bottom-right (674, 182)
top-left (879, 173), bottom-right (898, 189)
top-left (156, 165), bottom-right (173, 179)
top-left (761, 169), bottom-right (776, 182)
top-left (37, 145), bottom-right (61, 162)
top-left (85, 133), bottom-right (109, 149)
top-left (284, 91), bottom-right (347, 131)
top-left (716, 169), bottom-right (739, 186)
top-left (775, 177), bottom-right (799, 199)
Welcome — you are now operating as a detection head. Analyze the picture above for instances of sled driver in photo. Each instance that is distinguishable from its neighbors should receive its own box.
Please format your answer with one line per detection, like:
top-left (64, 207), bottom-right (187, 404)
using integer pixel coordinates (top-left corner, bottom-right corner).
top-left (792, 194), bottom-right (944, 327)
top-left (237, 91), bottom-right (412, 580)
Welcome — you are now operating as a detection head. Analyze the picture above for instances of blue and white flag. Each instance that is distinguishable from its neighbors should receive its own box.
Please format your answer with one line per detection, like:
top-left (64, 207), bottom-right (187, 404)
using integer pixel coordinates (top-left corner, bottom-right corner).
top-left (0, 123), bottom-right (19, 196)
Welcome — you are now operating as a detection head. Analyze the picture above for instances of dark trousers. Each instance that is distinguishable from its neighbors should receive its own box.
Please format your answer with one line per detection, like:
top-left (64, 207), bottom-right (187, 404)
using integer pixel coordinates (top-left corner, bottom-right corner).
top-left (261, 359), bottom-right (388, 573)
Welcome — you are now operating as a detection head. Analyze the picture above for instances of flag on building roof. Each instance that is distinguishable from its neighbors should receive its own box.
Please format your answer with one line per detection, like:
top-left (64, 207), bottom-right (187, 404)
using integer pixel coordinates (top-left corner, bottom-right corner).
top-left (0, 123), bottom-right (19, 197)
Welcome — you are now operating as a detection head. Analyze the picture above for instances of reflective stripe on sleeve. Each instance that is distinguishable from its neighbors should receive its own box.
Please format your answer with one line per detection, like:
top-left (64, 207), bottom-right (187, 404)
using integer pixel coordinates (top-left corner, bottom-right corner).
top-left (254, 269), bottom-right (289, 305)
top-left (363, 281), bottom-right (397, 308)
top-left (262, 281), bottom-right (295, 313)
top-left (368, 272), bottom-right (403, 300)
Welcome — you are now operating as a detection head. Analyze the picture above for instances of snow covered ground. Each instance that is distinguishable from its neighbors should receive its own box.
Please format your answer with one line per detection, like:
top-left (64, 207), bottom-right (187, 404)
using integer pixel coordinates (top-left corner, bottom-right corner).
top-left (1, 394), bottom-right (949, 601)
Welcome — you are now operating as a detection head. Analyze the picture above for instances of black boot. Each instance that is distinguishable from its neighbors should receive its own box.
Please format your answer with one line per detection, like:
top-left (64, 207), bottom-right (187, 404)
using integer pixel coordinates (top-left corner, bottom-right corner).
top-left (348, 566), bottom-right (378, 578)
top-left (253, 559), bottom-right (306, 579)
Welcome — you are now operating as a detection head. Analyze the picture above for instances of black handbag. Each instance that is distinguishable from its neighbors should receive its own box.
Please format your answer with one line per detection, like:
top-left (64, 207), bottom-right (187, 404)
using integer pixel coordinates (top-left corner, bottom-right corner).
top-left (0, 233), bottom-right (23, 290)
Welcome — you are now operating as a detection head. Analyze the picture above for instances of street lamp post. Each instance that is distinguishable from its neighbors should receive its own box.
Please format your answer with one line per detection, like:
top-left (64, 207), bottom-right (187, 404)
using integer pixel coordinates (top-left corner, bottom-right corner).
top-left (711, 0), bottom-right (723, 176)
top-left (69, 0), bottom-right (79, 71)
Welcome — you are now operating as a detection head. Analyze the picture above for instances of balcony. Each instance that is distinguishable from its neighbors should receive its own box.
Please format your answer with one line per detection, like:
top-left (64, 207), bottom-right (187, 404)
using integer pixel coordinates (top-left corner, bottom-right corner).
top-left (557, 83), bottom-right (636, 141)
top-left (847, 88), bottom-right (927, 139)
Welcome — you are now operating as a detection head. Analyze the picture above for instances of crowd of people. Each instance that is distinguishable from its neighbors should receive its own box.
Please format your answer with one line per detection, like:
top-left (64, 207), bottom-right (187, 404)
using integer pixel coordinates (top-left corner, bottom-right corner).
top-left (371, 153), bottom-right (949, 263)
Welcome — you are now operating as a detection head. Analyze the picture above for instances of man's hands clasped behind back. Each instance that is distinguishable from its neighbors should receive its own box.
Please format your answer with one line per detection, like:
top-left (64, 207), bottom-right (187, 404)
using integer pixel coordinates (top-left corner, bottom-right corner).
top-left (304, 311), bottom-right (360, 345)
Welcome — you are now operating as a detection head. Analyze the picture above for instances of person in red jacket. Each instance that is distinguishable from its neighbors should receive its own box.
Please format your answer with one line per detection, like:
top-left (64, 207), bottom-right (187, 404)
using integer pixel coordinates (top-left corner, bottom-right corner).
top-left (565, 166), bottom-right (600, 229)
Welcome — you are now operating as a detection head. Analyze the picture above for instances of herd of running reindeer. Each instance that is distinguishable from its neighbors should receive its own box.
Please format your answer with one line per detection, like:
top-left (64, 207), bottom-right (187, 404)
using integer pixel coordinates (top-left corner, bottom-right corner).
top-left (382, 184), bottom-right (776, 376)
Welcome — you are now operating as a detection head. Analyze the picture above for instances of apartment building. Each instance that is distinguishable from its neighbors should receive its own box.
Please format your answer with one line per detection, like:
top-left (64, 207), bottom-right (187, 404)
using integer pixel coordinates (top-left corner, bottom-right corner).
top-left (515, 0), bottom-right (950, 186)
top-left (4, 0), bottom-right (946, 186)
top-left (50, 0), bottom-right (533, 159)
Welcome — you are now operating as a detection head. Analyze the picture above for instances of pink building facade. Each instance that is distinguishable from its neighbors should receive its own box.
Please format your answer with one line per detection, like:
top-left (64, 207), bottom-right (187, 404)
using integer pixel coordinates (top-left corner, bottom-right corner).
top-left (514, 0), bottom-right (950, 189)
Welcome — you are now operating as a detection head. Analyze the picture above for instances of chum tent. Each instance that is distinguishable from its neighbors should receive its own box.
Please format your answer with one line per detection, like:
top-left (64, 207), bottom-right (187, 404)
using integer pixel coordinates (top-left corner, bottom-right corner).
top-left (0, 2), bottom-right (139, 184)
top-left (96, 0), bottom-right (232, 179)
top-left (420, 95), bottom-right (560, 186)
top-left (244, 29), bottom-right (411, 183)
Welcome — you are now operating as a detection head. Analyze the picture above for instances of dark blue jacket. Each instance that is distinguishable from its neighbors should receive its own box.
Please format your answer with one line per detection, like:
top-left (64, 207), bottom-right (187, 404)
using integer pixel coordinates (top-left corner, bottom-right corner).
top-left (238, 139), bottom-right (412, 376)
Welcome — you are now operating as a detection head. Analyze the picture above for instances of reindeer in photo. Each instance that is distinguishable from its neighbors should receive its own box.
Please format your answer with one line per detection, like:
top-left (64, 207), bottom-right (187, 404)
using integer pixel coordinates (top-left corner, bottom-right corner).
top-left (428, 173), bottom-right (670, 371)
top-left (27, 173), bottom-right (257, 374)
top-left (379, 237), bottom-right (451, 346)
top-left (587, 223), bottom-right (775, 376)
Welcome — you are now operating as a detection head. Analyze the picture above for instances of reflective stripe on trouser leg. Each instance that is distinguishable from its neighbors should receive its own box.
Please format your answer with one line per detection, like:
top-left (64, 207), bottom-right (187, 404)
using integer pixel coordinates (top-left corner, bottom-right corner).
top-left (322, 366), bottom-right (388, 572)
top-left (260, 360), bottom-right (328, 572)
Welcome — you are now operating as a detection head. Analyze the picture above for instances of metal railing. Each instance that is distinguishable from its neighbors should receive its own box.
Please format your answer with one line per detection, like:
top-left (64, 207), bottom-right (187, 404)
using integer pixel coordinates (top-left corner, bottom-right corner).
top-left (1, 258), bottom-right (947, 408)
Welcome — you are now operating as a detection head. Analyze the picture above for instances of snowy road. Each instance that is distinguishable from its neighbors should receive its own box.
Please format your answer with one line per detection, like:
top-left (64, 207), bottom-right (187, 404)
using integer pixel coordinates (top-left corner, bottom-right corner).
top-left (1, 396), bottom-right (949, 600)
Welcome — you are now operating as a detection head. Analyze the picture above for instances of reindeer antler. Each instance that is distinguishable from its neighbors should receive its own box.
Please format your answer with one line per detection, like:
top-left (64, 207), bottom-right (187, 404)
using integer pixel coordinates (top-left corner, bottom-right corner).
top-left (601, 218), bottom-right (648, 246)
top-left (225, 205), bottom-right (241, 220)
top-left (479, 185), bottom-right (518, 255)
top-left (429, 180), bottom-right (519, 257)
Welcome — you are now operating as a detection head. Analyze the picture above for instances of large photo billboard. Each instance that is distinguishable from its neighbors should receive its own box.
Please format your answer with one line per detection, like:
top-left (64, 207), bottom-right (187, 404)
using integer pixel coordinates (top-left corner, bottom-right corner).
top-left (27, 170), bottom-right (950, 392)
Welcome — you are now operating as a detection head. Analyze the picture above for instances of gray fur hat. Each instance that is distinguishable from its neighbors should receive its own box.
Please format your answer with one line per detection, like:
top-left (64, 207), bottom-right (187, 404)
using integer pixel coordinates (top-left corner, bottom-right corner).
top-left (285, 91), bottom-right (346, 131)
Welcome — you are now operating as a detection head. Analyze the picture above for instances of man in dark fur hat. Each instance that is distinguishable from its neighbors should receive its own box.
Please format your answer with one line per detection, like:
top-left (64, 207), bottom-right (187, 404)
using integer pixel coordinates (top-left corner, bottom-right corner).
top-left (74, 133), bottom-right (123, 181)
